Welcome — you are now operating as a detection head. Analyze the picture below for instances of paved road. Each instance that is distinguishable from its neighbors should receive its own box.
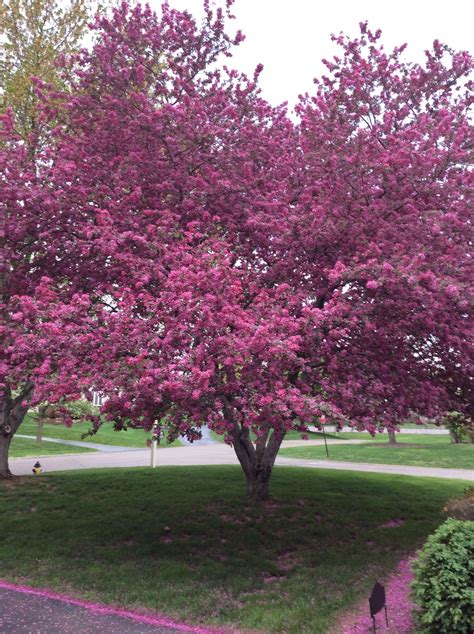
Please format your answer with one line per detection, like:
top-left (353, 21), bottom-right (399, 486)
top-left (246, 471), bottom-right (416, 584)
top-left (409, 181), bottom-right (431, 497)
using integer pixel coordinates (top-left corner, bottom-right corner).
top-left (0, 587), bottom-right (183, 633)
top-left (0, 583), bottom-right (220, 634)
top-left (10, 441), bottom-right (473, 481)
top-left (10, 440), bottom-right (358, 473)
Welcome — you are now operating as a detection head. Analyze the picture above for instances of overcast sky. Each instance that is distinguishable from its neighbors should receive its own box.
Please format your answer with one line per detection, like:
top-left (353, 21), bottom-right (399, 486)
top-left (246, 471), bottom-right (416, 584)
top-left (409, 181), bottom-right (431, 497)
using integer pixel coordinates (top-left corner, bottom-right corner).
top-left (148, 0), bottom-right (474, 110)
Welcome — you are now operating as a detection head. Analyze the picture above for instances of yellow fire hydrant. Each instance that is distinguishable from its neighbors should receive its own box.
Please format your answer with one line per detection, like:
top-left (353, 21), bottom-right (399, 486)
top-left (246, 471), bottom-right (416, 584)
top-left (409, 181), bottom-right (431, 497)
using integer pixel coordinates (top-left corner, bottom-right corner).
top-left (32, 461), bottom-right (42, 475)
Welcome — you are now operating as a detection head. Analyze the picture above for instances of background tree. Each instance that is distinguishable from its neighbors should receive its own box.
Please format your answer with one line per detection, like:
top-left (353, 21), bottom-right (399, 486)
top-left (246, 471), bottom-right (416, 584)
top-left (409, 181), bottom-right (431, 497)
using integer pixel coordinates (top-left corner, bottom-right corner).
top-left (0, 0), bottom-right (112, 145)
top-left (443, 411), bottom-right (473, 444)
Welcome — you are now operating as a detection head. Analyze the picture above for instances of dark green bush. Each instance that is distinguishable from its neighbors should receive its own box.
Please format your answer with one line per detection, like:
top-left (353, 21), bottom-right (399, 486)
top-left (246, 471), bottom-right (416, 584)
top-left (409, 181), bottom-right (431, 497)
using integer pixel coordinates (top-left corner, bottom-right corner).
top-left (412, 518), bottom-right (474, 633)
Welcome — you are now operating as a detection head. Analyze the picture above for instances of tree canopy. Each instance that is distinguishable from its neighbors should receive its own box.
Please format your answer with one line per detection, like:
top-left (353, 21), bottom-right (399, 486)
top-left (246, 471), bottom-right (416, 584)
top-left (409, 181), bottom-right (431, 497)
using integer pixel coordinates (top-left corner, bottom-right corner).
top-left (1, 3), bottom-right (472, 499)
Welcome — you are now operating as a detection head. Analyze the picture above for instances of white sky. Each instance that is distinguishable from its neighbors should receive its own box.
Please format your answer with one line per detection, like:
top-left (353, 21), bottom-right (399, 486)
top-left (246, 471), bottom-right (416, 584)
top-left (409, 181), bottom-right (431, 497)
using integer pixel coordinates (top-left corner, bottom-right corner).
top-left (148, 0), bottom-right (474, 109)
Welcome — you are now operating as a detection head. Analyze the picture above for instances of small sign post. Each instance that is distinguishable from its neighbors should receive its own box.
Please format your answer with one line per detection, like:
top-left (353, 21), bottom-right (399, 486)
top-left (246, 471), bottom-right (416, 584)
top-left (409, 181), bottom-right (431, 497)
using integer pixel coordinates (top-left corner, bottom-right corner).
top-left (369, 581), bottom-right (388, 633)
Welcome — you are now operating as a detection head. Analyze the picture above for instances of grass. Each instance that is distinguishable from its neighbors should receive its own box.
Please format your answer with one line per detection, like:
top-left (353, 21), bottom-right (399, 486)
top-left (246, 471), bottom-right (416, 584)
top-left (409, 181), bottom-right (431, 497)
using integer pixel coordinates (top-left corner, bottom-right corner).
top-left (18, 414), bottom-right (182, 448)
top-left (216, 428), bottom-right (448, 443)
top-left (328, 432), bottom-right (448, 442)
top-left (284, 430), bottom-right (341, 441)
top-left (284, 429), bottom-right (449, 441)
top-left (0, 466), bottom-right (468, 633)
top-left (280, 434), bottom-right (474, 469)
top-left (209, 429), bottom-right (336, 442)
top-left (9, 437), bottom-right (95, 458)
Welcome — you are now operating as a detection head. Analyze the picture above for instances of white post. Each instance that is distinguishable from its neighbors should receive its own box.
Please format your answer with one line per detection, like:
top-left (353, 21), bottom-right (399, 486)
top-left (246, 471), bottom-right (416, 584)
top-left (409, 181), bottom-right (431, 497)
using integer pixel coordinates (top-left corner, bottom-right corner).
top-left (150, 438), bottom-right (157, 468)
top-left (150, 421), bottom-right (158, 468)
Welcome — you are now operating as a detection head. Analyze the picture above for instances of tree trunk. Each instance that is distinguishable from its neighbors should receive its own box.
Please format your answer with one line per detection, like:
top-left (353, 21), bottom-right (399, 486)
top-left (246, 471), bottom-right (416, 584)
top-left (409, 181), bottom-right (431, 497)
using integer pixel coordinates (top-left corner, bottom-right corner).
top-left (223, 402), bottom-right (284, 502)
top-left (0, 383), bottom-right (34, 479)
top-left (245, 463), bottom-right (273, 501)
top-left (36, 418), bottom-right (44, 445)
top-left (35, 404), bottom-right (49, 445)
top-left (388, 429), bottom-right (397, 445)
top-left (0, 434), bottom-right (13, 478)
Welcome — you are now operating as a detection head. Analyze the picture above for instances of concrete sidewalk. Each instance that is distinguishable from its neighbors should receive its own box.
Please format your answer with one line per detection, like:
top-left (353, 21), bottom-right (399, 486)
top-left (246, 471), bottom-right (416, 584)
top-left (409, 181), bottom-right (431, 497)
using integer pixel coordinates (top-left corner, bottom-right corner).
top-left (10, 442), bottom-right (473, 481)
top-left (311, 425), bottom-right (450, 435)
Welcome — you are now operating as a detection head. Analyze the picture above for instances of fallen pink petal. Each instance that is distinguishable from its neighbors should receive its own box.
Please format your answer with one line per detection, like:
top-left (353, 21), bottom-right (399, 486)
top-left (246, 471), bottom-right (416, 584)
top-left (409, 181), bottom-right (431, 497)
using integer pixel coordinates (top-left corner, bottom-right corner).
top-left (342, 559), bottom-right (416, 634)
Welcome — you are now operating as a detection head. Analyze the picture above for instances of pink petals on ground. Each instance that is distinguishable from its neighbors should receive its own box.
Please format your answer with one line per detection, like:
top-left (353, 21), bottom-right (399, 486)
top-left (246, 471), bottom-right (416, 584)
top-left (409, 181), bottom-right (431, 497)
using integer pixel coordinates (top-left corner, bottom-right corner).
top-left (342, 558), bottom-right (415, 633)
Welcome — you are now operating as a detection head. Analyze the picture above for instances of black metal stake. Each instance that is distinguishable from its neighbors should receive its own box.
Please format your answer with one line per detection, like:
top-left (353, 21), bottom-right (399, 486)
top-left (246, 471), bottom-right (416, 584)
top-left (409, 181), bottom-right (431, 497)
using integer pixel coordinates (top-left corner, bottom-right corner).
top-left (322, 424), bottom-right (329, 458)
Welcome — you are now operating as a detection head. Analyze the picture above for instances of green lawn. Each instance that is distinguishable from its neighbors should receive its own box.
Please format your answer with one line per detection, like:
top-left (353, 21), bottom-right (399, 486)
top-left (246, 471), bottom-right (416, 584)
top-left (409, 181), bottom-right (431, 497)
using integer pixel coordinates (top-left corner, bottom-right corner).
top-left (10, 436), bottom-right (95, 458)
top-left (0, 466), bottom-right (468, 633)
top-left (330, 432), bottom-right (449, 442)
top-left (217, 428), bottom-right (448, 443)
top-left (284, 430), bottom-right (341, 441)
top-left (285, 430), bottom-right (448, 441)
top-left (209, 430), bottom-right (225, 442)
top-left (18, 414), bottom-right (182, 448)
top-left (280, 434), bottom-right (474, 469)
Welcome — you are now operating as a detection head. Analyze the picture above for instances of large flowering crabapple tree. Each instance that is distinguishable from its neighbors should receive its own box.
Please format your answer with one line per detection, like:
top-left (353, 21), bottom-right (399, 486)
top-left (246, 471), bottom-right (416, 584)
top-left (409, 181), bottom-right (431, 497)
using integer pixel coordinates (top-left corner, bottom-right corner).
top-left (60, 11), bottom-right (473, 499)
top-left (2, 3), bottom-right (472, 499)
